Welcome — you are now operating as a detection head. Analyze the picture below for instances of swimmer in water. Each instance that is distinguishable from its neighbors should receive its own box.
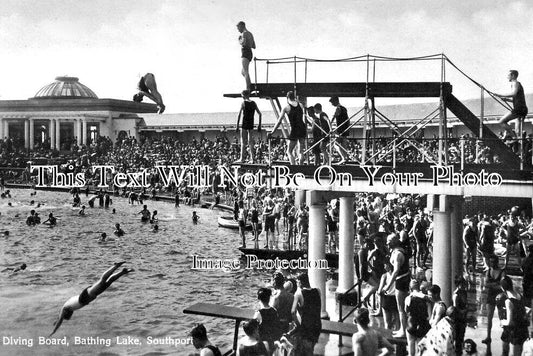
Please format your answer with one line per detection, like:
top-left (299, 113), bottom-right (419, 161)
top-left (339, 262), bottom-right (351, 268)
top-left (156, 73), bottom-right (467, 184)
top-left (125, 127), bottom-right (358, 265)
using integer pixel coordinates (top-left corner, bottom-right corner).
top-left (78, 206), bottom-right (86, 216)
top-left (30, 200), bottom-right (35, 205)
top-left (114, 223), bottom-right (125, 236)
top-left (2, 231), bottom-right (9, 236)
top-left (2, 263), bottom-right (26, 273)
top-left (42, 212), bottom-right (57, 226)
top-left (152, 224), bottom-right (159, 232)
top-left (150, 210), bottom-right (158, 223)
top-left (139, 205), bottom-right (151, 222)
top-left (50, 262), bottom-right (133, 336)
top-left (112, 208), bottom-right (116, 214)
top-left (192, 211), bottom-right (200, 224)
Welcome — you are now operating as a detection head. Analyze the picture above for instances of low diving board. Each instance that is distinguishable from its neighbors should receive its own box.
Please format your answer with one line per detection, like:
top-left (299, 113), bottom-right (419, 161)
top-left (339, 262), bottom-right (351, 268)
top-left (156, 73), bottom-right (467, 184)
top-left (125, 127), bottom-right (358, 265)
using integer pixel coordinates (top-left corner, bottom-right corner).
top-left (224, 82), bottom-right (452, 99)
top-left (183, 302), bottom-right (407, 355)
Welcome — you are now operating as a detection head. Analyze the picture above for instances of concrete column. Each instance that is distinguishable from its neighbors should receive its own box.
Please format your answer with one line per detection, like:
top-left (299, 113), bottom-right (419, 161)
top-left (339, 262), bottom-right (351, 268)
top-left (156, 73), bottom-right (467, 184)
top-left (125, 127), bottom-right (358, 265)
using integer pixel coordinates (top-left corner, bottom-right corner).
top-left (307, 191), bottom-right (329, 319)
top-left (49, 119), bottom-right (55, 149)
top-left (426, 194), bottom-right (435, 212)
top-left (82, 119), bottom-right (87, 145)
top-left (55, 119), bottom-right (61, 151)
top-left (0, 118), bottom-right (4, 140)
top-left (337, 196), bottom-right (355, 293)
top-left (433, 209), bottom-right (452, 307)
top-left (450, 198), bottom-right (463, 283)
top-left (295, 190), bottom-right (306, 206)
top-left (76, 119), bottom-right (82, 146)
top-left (29, 118), bottom-right (34, 150)
top-left (4, 120), bottom-right (8, 139)
top-left (24, 119), bottom-right (29, 149)
top-left (439, 194), bottom-right (447, 212)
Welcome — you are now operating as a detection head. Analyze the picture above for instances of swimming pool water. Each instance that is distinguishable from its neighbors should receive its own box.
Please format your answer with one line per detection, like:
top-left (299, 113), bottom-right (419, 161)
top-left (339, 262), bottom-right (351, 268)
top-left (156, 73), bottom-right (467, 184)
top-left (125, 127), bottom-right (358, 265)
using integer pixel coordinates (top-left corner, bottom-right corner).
top-left (0, 189), bottom-right (270, 355)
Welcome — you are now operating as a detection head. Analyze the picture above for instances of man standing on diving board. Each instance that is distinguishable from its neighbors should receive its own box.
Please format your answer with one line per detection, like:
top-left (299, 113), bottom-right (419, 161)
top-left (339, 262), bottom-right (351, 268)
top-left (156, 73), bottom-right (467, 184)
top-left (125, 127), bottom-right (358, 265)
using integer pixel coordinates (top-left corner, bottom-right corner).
top-left (236, 21), bottom-right (256, 91)
top-left (133, 73), bottom-right (166, 114)
top-left (494, 70), bottom-right (528, 137)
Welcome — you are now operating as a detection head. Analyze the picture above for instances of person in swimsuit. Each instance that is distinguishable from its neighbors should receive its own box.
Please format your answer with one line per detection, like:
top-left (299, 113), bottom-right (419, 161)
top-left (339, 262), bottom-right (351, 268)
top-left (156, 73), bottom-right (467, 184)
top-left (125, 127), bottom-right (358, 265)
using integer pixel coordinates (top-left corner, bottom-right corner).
top-left (50, 262), bottom-right (133, 336)
top-left (269, 91), bottom-right (307, 165)
top-left (494, 70), bottom-right (528, 137)
top-left (404, 279), bottom-right (431, 356)
top-left (190, 323), bottom-right (223, 356)
top-left (329, 96), bottom-right (350, 164)
top-left (133, 73), bottom-right (165, 114)
top-left (114, 223), bottom-right (125, 236)
top-left (236, 21), bottom-right (256, 91)
top-left (42, 212), bottom-right (57, 226)
top-left (352, 307), bottom-right (394, 356)
top-left (192, 211), bottom-right (200, 224)
top-left (483, 255), bottom-right (506, 345)
top-left (139, 205), bottom-right (151, 222)
top-left (500, 276), bottom-right (529, 356)
top-left (384, 233), bottom-right (410, 339)
top-left (463, 217), bottom-right (478, 273)
top-left (377, 262), bottom-right (400, 330)
top-left (236, 90), bottom-right (262, 163)
top-left (290, 273), bottom-right (322, 355)
top-left (237, 319), bottom-right (268, 356)
top-left (253, 288), bottom-right (282, 354)
top-left (502, 211), bottom-right (522, 269)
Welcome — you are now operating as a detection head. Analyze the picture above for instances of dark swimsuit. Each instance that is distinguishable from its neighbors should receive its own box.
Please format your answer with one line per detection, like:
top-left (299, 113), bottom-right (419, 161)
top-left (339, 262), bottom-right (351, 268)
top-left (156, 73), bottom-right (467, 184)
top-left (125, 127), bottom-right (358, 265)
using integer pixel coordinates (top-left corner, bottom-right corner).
top-left (287, 103), bottom-right (306, 140)
top-left (486, 268), bottom-right (504, 305)
top-left (203, 345), bottom-right (222, 356)
top-left (137, 76), bottom-right (149, 93)
top-left (512, 82), bottom-right (528, 116)
top-left (241, 47), bottom-right (253, 62)
top-left (242, 101), bottom-right (257, 130)
top-left (394, 248), bottom-right (410, 292)
top-left (79, 287), bottom-right (97, 306)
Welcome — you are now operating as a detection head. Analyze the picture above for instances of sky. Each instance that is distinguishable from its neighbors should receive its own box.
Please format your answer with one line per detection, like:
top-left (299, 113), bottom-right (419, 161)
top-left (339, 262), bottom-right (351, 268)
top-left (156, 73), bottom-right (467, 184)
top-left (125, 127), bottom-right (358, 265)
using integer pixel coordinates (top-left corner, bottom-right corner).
top-left (0, 0), bottom-right (532, 114)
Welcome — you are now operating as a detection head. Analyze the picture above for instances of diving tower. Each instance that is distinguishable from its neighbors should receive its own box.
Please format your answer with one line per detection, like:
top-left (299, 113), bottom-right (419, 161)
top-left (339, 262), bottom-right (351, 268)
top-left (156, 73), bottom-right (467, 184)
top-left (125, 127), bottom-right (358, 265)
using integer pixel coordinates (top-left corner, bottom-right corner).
top-left (224, 54), bottom-right (532, 329)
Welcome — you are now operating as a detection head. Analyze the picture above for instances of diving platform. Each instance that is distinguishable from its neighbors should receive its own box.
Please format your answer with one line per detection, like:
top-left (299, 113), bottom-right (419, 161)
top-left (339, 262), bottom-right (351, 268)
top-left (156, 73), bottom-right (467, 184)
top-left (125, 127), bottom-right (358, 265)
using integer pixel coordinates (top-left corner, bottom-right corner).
top-left (224, 81), bottom-right (452, 99)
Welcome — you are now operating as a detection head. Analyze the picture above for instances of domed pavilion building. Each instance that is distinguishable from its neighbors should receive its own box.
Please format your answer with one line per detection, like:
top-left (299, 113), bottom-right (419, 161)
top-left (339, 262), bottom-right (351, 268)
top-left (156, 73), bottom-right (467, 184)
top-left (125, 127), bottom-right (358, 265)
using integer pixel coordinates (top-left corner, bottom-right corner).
top-left (0, 76), bottom-right (157, 150)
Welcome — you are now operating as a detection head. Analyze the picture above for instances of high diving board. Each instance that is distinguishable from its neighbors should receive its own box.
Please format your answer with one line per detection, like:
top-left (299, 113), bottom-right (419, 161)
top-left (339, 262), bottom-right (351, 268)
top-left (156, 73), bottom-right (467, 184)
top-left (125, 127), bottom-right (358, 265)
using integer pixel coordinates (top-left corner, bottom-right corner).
top-left (224, 82), bottom-right (452, 99)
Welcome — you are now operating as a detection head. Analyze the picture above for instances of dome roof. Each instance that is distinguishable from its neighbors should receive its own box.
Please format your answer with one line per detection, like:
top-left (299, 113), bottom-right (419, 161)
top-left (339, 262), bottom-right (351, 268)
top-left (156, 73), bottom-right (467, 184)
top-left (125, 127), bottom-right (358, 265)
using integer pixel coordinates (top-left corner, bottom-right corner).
top-left (34, 76), bottom-right (98, 99)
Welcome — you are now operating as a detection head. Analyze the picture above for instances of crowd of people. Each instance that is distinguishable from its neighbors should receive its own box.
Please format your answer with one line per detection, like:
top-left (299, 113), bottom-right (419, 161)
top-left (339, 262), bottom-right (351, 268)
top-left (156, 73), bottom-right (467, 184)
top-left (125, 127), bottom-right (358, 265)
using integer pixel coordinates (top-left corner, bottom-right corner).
top-left (227, 188), bottom-right (533, 355)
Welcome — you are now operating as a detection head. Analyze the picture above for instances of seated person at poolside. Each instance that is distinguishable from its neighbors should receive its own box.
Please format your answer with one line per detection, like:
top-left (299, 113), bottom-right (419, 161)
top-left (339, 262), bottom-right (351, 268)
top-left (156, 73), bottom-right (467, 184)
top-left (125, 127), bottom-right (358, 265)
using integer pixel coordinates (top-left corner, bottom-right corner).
top-left (133, 73), bottom-right (165, 114)
top-left (50, 262), bottom-right (133, 336)
top-left (189, 323), bottom-right (222, 356)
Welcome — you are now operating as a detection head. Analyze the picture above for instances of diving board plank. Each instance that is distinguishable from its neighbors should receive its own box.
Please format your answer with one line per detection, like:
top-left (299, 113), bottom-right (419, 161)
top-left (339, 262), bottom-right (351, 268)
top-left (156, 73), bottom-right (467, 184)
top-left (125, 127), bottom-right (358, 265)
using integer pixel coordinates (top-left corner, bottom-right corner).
top-left (224, 82), bottom-right (452, 99)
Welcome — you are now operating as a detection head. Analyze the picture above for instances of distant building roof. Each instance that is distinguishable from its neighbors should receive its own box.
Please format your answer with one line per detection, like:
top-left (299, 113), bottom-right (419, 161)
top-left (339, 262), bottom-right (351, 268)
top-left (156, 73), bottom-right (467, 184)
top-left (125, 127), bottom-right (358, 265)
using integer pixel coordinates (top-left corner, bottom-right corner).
top-left (33, 76), bottom-right (98, 99)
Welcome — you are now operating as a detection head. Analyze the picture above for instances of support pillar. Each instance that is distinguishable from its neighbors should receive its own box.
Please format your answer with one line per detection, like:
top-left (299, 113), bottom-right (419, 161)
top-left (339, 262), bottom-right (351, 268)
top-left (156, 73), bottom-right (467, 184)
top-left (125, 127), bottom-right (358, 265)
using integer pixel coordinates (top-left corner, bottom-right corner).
top-left (337, 196), bottom-right (355, 293)
top-left (76, 119), bottom-right (82, 146)
top-left (295, 190), bottom-right (306, 207)
top-left (450, 197), bottom-right (463, 283)
top-left (24, 119), bottom-right (29, 149)
top-left (426, 194), bottom-right (435, 212)
top-left (29, 118), bottom-right (34, 150)
top-left (55, 119), bottom-right (61, 151)
top-left (433, 197), bottom-right (452, 306)
top-left (0, 118), bottom-right (4, 140)
top-left (307, 191), bottom-right (329, 319)
top-left (3, 120), bottom-right (8, 139)
top-left (82, 119), bottom-right (87, 146)
top-left (49, 119), bottom-right (55, 149)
